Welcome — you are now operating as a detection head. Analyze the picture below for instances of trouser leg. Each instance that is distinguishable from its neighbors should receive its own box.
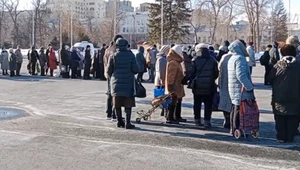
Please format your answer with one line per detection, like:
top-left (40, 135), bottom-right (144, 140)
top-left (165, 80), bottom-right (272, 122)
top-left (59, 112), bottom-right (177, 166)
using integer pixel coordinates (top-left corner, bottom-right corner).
top-left (286, 115), bottom-right (298, 142)
top-left (230, 105), bottom-right (240, 134)
top-left (193, 94), bottom-right (202, 121)
top-left (203, 95), bottom-right (213, 121)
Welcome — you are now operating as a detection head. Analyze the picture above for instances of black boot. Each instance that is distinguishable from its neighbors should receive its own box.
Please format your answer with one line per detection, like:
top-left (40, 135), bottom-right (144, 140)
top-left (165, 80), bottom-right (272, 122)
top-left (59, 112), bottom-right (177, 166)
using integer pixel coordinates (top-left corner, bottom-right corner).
top-left (125, 108), bottom-right (135, 129)
top-left (2, 70), bottom-right (4, 75)
top-left (223, 111), bottom-right (230, 129)
top-left (175, 100), bottom-right (186, 122)
top-left (116, 108), bottom-right (125, 128)
top-left (166, 104), bottom-right (179, 124)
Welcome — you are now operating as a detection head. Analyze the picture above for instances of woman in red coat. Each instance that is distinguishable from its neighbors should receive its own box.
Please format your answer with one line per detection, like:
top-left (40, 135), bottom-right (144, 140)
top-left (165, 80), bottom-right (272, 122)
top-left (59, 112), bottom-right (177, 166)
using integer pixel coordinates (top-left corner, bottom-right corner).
top-left (48, 47), bottom-right (57, 76)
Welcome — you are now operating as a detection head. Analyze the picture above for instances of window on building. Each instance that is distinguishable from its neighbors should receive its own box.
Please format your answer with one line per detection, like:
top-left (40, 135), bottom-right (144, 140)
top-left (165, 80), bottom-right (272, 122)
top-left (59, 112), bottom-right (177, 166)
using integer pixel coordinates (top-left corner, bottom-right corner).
top-left (89, 2), bottom-right (95, 5)
top-left (123, 27), bottom-right (126, 33)
top-left (126, 28), bottom-right (129, 32)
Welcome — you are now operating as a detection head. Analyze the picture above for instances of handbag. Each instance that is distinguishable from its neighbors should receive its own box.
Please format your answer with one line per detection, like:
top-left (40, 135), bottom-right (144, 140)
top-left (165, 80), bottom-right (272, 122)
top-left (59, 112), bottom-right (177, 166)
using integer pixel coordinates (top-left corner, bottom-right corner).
top-left (134, 78), bottom-right (147, 98)
top-left (187, 58), bottom-right (209, 89)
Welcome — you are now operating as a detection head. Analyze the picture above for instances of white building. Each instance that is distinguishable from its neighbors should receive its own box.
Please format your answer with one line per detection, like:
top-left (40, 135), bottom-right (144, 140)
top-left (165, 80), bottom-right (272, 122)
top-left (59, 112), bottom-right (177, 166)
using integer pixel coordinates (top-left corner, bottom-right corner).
top-left (47, 0), bottom-right (107, 20)
top-left (119, 12), bottom-right (149, 43)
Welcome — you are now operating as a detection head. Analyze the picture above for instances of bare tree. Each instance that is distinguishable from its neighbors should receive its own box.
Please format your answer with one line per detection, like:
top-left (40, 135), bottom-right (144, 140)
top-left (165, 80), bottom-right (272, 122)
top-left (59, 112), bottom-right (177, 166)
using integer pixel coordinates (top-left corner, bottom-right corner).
top-left (196, 0), bottom-right (231, 43)
top-left (2, 0), bottom-right (23, 48)
top-left (240, 0), bottom-right (270, 51)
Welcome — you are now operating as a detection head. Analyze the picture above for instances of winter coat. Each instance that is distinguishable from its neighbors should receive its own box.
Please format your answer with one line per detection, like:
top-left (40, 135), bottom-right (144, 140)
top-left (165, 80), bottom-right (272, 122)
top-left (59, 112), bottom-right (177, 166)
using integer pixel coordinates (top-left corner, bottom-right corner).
top-left (8, 52), bottom-right (17, 71)
top-left (228, 40), bottom-right (255, 106)
top-left (104, 45), bottom-right (116, 78)
top-left (165, 50), bottom-right (185, 98)
top-left (77, 51), bottom-right (84, 70)
top-left (39, 50), bottom-right (47, 68)
top-left (182, 52), bottom-right (192, 78)
top-left (217, 41), bottom-right (230, 61)
top-left (135, 46), bottom-right (146, 73)
top-left (149, 47), bottom-right (158, 65)
top-left (218, 53), bottom-right (233, 112)
top-left (84, 50), bottom-right (92, 64)
top-left (48, 48), bottom-right (57, 70)
top-left (190, 48), bottom-right (219, 95)
top-left (0, 51), bottom-right (9, 70)
top-left (154, 53), bottom-right (167, 87)
top-left (60, 49), bottom-right (70, 66)
top-left (28, 49), bottom-right (39, 63)
top-left (71, 50), bottom-right (81, 68)
top-left (107, 40), bottom-right (139, 97)
top-left (15, 49), bottom-right (23, 63)
top-left (209, 50), bottom-right (217, 60)
top-left (99, 47), bottom-right (106, 64)
top-left (246, 45), bottom-right (256, 67)
top-left (268, 56), bottom-right (300, 116)
top-left (269, 47), bottom-right (280, 65)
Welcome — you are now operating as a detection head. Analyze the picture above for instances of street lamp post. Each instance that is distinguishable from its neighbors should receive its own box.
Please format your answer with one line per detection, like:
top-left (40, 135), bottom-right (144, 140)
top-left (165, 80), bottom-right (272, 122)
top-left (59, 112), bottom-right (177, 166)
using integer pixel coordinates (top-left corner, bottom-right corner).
top-left (113, 0), bottom-right (117, 37)
top-left (160, 1), bottom-right (163, 46)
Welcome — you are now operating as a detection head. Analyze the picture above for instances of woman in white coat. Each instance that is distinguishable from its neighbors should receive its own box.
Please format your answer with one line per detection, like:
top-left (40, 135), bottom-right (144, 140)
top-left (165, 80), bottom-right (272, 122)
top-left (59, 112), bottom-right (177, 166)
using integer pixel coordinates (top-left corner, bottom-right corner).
top-left (0, 48), bottom-right (9, 75)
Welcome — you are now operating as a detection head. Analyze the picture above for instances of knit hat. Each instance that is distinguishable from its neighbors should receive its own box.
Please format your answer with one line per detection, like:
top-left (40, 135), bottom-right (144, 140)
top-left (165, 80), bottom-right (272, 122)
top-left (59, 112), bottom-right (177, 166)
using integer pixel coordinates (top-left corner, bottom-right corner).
top-left (159, 45), bottom-right (171, 55)
top-left (171, 45), bottom-right (183, 57)
top-left (286, 36), bottom-right (300, 47)
top-left (195, 43), bottom-right (208, 53)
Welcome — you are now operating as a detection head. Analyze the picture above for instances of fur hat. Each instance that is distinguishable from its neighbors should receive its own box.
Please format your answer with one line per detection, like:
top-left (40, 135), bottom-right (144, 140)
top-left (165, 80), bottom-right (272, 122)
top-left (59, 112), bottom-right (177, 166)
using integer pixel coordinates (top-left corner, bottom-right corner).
top-left (195, 43), bottom-right (208, 53)
top-left (171, 45), bottom-right (183, 57)
top-left (159, 45), bottom-right (171, 55)
top-left (286, 36), bottom-right (300, 47)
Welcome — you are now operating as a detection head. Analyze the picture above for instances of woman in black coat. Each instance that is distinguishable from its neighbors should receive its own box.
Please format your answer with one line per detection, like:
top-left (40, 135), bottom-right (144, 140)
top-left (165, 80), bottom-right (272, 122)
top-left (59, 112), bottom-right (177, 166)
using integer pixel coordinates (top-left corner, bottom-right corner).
top-left (107, 38), bottom-right (139, 129)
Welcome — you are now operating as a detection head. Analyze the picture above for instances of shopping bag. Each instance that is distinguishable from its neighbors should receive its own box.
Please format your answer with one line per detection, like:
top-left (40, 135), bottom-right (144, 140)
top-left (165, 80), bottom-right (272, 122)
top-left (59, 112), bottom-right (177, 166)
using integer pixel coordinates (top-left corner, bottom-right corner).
top-left (240, 99), bottom-right (260, 133)
top-left (134, 78), bottom-right (146, 98)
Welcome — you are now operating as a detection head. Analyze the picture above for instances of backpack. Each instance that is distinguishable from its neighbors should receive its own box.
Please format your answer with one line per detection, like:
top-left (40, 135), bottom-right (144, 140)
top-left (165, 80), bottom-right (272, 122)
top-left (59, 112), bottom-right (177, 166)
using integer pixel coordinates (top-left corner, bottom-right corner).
top-left (260, 51), bottom-right (270, 66)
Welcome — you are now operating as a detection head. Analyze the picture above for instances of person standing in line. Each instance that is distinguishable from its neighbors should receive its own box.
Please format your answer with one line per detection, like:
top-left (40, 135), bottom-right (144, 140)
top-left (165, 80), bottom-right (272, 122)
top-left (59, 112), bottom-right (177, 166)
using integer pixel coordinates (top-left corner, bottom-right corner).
top-left (228, 40), bottom-right (255, 135)
top-left (135, 46), bottom-right (146, 83)
top-left (60, 44), bottom-right (71, 78)
top-left (48, 46), bottom-right (57, 77)
top-left (268, 44), bottom-right (300, 143)
top-left (149, 45), bottom-right (158, 83)
top-left (99, 44), bottom-right (106, 80)
top-left (286, 36), bottom-right (300, 136)
top-left (76, 48), bottom-right (84, 78)
top-left (246, 42), bottom-right (256, 75)
top-left (189, 44), bottom-right (219, 128)
top-left (165, 45), bottom-right (185, 124)
top-left (39, 47), bottom-right (48, 76)
top-left (45, 44), bottom-right (52, 75)
top-left (0, 48), bottom-right (9, 75)
top-left (218, 52), bottom-right (233, 129)
top-left (15, 45), bottom-right (23, 76)
top-left (259, 45), bottom-right (273, 85)
top-left (208, 46), bottom-right (217, 59)
top-left (70, 47), bottom-right (81, 79)
top-left (269, 41), bottom-right (281, 65)
top-left (8, 48), bottom-right (17, 77)
top-left (28, 46), bottom-right (39, 76)
top-left (83, 45), bottom-right (92, 80)
top-left (217, 40), bottom-right (230, 62)
top-left (104, 35), bottom-right (123, 120)
top-left (154, 45), bottom-right (170, 117)
top-left (106, 38), bottom-right (139, 129)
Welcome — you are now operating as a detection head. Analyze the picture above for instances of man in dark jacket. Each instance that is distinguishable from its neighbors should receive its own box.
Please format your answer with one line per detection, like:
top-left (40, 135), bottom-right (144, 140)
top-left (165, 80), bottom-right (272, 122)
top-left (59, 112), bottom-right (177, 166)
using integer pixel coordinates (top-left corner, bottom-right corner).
top-left (98, 44), bottom-right (106, 80)
top-left (189, 44), bottom-right (219, 128)
top-left (268, 44), bottom-right (300, 143)
top-left (83, 45), bottom-right (92, 80)
top-left (269, 41), bottom-right (281, 65)
top-left (60, 44), bottom-right (71, 78)
top-left (71, 47), bottom-right (81, 79)
top-left (260, 45), bottom-right (272, 85)
top-left (27, 46), bottom-right (39, 76)
top-left (217, 40), bottom-right (230, 62)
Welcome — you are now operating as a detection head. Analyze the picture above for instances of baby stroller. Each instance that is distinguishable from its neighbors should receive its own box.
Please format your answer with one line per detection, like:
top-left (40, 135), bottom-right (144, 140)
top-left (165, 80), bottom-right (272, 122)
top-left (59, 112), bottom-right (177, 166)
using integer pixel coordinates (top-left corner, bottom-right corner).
top-left (136, 92), bottom-right (172, 123)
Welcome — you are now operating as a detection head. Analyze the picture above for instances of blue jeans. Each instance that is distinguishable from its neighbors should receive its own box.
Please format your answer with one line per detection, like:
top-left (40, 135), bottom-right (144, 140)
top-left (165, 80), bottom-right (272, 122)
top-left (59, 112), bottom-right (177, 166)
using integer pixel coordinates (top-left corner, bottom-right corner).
top-left (106, 78), bottom-right (115, 118)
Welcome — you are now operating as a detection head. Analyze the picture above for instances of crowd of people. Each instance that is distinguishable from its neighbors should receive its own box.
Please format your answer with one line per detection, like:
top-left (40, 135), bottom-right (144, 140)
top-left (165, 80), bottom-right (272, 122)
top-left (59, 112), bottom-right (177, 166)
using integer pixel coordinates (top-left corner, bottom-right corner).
top-left (0, 34), bottom-right (299, 143)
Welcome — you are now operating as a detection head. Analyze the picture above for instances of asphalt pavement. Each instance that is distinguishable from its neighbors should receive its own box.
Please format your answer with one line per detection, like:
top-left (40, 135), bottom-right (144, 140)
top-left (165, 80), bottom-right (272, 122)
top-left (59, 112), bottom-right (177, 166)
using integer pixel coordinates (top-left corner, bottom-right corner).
top-left (0, 62), bottom-right (299, 170)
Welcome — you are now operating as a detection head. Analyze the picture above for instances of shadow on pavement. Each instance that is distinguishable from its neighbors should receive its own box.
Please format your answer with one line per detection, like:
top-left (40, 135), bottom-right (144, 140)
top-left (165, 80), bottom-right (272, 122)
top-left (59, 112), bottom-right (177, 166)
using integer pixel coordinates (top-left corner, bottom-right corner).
top-left (135, 117), bottom-right (300, 152)
top-left (0, 75), bottom-right (106, 82)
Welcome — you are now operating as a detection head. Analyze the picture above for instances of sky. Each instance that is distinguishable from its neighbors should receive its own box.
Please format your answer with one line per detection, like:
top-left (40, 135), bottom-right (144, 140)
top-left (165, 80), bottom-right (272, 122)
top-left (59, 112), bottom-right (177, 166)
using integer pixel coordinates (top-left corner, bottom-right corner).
top-left (19, 0), bottom-right (300, 19)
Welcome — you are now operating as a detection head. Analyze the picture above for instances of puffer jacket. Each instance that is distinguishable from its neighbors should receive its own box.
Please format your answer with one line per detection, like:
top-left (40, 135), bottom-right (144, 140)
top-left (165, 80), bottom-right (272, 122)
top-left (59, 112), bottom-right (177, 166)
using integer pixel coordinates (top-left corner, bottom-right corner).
top-left (154, 53), bottom-right (167, 87)
top-left (39, 50), bottom-right (47, 67)
top-left (190, 48), bottom-right (219, 95)
top-left (165, 50), bottom-right (185, 98)
top-left (268, 56), bottom-right (300, 116)
top-left (246, 45), bottom-right (256, 67)
top-left (228, 40), bottom-right (255, 106)
top-left (8, 52), bottom-right (17, 71)
top-left (0, 50), bottom-right (9, 70)
top-left (135, 46), bottom-right (146, 73)
top-left (107, 39), bottom-right (139, 97)
top-left (15, 49), bottom-right (23, 63)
